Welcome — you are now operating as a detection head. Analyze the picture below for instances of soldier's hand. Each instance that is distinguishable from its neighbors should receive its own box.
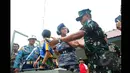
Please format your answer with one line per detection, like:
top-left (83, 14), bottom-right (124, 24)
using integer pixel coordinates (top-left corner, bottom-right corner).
top-left (14, 68), bottom-right (19, 73)
top-left (51, 37), bottom-right (57, 40)
top-left (68, 41), bottom-right (80, 48)
top-left (33, 61), bottom-right (38, 68)
top-left (48, 39), bottom-right (59, 47)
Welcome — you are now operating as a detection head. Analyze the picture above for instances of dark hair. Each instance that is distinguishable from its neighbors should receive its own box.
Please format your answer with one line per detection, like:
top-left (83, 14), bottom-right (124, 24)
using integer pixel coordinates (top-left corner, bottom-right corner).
top-left (42, 29), bottom-right (51, 38)
top-left (104, 34), bottom-right (107, 37)
top-left (13, 43), bottom-right (19, 48)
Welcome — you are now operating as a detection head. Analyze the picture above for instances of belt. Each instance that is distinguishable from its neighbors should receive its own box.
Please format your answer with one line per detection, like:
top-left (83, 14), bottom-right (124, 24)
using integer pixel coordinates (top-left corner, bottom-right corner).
top-left (59, 50), bottom-right (74, 54)
top-left (26, 61), bottom-right (34, 64)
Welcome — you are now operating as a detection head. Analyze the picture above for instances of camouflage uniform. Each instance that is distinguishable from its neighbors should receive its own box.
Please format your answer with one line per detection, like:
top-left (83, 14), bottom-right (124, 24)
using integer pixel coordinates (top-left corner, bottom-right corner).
top-left (56, 42), bottom-right (79, 72)
top-left (13, 45), bottom-right (40, 70)
top-left (76, 9), bottom-right (121, 73)
top-left (81, 20), bottom-right (121, 73)
top-left (107, 43), bottom-right (121, 72)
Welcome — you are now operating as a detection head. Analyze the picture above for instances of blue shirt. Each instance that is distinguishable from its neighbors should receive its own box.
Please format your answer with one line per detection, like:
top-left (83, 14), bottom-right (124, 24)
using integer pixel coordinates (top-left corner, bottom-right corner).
top-left (40, 42), bottom-right (53, 58)
top-left (13, 45), bottom-right (40, 68)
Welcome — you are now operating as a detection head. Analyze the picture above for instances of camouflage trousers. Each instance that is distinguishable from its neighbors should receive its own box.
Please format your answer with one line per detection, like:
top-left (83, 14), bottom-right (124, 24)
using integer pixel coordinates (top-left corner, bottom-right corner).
top-left (58, 51), bottom-right (78, 67)
top-left (85, 44), bottom-right (121, 73)
top-left (58, 51), bottom-right (79, 72)
top-left (87, 55), bottom-right (112, 73)
top-left (87, 55), bottom-right (121, 73)
top-left (87, 48), bottom-right (120, 73)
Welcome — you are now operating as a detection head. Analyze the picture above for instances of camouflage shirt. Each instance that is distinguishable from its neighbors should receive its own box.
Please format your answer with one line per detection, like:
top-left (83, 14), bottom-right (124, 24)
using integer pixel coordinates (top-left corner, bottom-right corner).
top-left (80, 19), bottom-right (121, 72)
top-left (80, 19), bottom-right (107, 54)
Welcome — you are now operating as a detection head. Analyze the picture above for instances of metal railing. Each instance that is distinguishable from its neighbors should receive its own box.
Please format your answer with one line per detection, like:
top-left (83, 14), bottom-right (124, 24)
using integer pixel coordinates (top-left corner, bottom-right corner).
top-left (11, 30), bottom-right (41, 55)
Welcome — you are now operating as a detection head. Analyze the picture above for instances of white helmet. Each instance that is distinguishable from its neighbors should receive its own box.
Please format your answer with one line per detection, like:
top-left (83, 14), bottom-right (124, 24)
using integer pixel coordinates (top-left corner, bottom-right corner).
top-left (28, 35), bottom-right (37, 40)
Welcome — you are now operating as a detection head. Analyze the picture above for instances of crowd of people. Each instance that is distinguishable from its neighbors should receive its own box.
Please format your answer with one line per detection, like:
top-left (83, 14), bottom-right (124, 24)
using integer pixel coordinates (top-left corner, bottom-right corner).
top-left (10, 8), bottom-right (121, 73)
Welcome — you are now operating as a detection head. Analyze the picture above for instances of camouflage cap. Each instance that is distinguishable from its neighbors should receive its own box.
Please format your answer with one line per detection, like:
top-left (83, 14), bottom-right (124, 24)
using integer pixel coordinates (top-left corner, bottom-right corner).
top-left (76, 9), bottom-right (91, 21)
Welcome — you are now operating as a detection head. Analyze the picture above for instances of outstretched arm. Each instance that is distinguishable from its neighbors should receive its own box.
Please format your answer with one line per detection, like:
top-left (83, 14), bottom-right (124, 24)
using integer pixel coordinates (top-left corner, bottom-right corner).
top-left (67, 39), bottom-right (85, 48)
top-left (61, 30), bottom-right (84, 42)
top-left (49, 30), bottom-right (84, 47)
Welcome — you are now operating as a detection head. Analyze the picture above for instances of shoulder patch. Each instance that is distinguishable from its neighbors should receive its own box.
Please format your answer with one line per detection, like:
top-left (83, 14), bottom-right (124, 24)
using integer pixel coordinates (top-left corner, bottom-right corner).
top-left (18, 47), bottom-right (24, 51)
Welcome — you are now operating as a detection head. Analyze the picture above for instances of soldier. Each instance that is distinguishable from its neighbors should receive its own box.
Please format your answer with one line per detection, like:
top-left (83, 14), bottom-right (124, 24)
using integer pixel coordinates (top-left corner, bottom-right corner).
top-left (115, 15), bottom-right (121, 31)
top-left (11, 43), bottom-right (19, 73)
top-left (33, 29), bottom-right (55, 70)
top-left (48, 9), bottom-right (121, 73)
top-left (53, 23), bottom-right (79, 72)
top-left (13, 35), bottom-right (40, 73)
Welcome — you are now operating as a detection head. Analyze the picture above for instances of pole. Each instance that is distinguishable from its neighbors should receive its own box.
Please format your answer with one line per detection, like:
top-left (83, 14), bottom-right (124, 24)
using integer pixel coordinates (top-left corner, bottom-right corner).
top-left (14, 30), bottom-right (28, 37)
top-left (11, 30), bottom-right (16, 55)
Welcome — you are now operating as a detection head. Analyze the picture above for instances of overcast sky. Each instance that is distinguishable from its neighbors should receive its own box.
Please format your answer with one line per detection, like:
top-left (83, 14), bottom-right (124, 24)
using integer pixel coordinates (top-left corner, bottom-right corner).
top-left (11, 0), bottom-right (121, 47)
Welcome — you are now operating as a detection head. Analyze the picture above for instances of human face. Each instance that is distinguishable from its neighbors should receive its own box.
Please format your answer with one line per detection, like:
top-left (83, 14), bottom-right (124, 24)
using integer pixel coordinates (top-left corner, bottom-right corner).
top-left (79, 60), bottom-right (84, 63)
top-left (13, 44), bottom-right (19, 52)
top-left (116, 21), bottom-right (121, 30)
top-left (80, 14), bottom-right (89, 25)
top-left (61, 27), bottom-right (68, 35)
top-left (28, 38), bottom-right (36, 45)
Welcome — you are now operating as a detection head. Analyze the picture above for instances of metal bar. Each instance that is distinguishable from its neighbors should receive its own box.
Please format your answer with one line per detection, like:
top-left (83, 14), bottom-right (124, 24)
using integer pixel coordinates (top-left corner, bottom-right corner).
top-left (20, 68), bottom-right (49, 71)
top-left (14, 30), bottom-right (28, 37)
top-left (11, 30), bottom-right (16, 55)
top-left (11, 30), bottom-right (41, 54)
top-left (11, 30), bottom-right (28, 54)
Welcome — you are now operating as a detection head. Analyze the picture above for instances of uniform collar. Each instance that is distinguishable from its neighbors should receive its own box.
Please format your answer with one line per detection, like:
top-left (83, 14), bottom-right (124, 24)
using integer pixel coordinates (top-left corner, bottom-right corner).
top-left (87, 19), bottom-right (92, 24)
top-left (28, 44), bottom-right (35, 48)
top-left (83, 19), bottom-right (92, 25)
